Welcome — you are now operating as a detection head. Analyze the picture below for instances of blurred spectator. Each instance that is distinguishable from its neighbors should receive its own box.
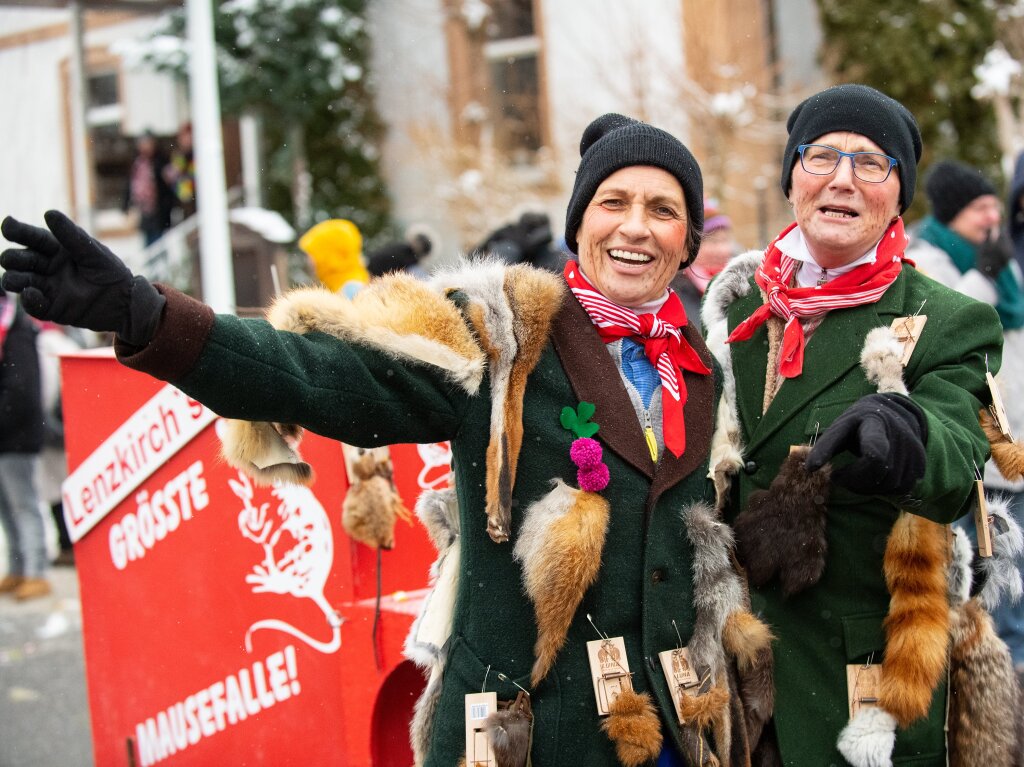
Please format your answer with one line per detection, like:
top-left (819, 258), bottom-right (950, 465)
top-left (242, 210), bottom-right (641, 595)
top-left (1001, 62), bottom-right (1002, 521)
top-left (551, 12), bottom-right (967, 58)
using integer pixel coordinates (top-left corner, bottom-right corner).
top-left (1011, 150), bottom-right (1024, 274)
top-left (164, 122), bottom-right (196, 219)
top-left (671, 198), bottom-right (739, 330)
top-left (474, 210), bottom-right (567, 272)
top-left (0, 291), bottom-right (50, 600)
top-left (35, 323), bottom-right (81, 567)
top-left (298, 219), bottom-right (369, 299)
top-left (366, 226), bottom-right (435, 279)
top-left (124, 131), bottom-right (177, 246)
top-left (908, 158), bottom-right (1024, 673)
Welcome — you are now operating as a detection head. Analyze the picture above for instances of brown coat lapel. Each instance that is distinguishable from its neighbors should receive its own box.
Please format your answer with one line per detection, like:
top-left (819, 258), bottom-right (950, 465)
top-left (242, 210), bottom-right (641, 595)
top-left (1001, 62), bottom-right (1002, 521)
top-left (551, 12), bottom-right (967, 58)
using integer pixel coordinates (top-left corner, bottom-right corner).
top-left (550, 294), bottom-right (716, 495)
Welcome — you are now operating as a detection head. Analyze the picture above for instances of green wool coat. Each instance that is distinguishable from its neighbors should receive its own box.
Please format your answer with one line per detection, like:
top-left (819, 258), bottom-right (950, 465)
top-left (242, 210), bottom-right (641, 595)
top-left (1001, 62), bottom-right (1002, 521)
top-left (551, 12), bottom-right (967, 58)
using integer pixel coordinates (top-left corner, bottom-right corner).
top-left (716, 264), bottom-right (1002, 766)
top-left (118, 284), bottom-right (727, 766)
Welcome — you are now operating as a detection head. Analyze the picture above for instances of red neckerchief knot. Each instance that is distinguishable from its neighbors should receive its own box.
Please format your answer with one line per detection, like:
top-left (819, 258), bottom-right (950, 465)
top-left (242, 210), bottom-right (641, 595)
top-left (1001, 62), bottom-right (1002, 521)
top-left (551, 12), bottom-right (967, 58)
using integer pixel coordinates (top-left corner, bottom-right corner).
top-left (726, 218), bottom-right (910, 378)
top-left (563, 260), bottom-right (710, 458)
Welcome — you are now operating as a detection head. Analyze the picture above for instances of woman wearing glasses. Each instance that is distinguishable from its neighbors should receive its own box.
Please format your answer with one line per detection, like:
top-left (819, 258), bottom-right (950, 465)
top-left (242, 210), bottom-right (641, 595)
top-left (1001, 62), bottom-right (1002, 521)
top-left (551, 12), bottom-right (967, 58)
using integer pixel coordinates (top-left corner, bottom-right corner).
top-left (702, 84), bottom-right (1013, 765)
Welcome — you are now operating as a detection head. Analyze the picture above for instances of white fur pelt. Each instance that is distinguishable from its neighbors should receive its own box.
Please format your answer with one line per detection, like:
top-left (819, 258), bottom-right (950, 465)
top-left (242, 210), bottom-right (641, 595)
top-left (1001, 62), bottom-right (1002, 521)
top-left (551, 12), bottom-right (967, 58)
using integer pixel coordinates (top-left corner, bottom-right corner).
top-left (860, 327), bottom-right (909, 396)
top-left (977, 494), bottom-right (1024, 613)
top-left (837, 707), bottom-right (898, 767)
top-left (948, 526), bottom-right (975, 606)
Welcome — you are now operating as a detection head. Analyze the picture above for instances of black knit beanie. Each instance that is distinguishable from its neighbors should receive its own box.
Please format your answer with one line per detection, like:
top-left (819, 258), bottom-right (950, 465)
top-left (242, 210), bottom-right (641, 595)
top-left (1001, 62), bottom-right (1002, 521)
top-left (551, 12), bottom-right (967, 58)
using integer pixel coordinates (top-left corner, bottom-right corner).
top-left (564, 113), bottom-right (704, 264)
top-left (925, 160), bottom-right (998, 224)
top-left (782, 84), bottom-right (922, 212)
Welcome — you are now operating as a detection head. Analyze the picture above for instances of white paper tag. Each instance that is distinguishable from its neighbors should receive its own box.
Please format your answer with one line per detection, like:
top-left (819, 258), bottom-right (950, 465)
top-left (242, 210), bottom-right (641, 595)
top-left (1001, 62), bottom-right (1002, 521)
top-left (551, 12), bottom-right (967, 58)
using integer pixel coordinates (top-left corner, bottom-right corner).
top-left (464, 691), bottom-right (497, 766)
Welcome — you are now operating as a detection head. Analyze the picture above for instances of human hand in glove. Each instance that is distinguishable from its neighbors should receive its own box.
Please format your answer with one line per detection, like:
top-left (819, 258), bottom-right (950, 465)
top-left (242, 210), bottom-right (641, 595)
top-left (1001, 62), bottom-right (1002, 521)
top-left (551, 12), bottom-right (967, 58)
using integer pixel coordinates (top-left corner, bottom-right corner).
top-left (805, 392), bottom-right (928, 496)
top-left (975, 229), bottom-right (1013, 279)
top-left (0, 210), bottom-right (164, 346)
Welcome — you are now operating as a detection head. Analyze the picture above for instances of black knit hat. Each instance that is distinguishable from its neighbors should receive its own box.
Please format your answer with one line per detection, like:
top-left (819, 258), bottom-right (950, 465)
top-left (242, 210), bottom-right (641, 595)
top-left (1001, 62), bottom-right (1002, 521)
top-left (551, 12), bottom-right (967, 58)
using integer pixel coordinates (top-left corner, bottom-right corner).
top-left (925, 160), bottom-right (998, 224)
top-left (564, 113), bottom-right (704, 264)
top-left (782, 84), bottom-right (923, 212)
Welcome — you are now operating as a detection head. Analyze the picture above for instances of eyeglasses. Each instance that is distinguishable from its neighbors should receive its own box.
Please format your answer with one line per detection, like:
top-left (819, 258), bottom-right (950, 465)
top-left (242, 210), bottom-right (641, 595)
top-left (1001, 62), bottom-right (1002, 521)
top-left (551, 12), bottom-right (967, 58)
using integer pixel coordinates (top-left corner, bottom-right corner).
top-left (796, 144), bottom-right (898, 183)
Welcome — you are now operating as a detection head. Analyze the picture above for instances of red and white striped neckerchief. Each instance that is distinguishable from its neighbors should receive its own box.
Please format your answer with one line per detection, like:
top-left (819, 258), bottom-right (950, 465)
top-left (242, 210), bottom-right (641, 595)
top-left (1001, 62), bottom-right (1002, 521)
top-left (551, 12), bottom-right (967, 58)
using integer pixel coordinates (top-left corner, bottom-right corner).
top-left (726, 218), bottom-right (911, 378)
top-left (563, 260), bottom-right (710, 458)
top-left (0, 296), bottom-right (15, 363)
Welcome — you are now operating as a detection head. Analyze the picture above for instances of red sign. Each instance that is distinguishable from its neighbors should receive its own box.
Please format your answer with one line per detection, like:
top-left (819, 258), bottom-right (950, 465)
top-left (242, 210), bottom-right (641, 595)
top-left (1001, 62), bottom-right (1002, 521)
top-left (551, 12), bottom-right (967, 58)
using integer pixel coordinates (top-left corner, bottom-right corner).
top-left (62, 349), bottom-right (444, 766)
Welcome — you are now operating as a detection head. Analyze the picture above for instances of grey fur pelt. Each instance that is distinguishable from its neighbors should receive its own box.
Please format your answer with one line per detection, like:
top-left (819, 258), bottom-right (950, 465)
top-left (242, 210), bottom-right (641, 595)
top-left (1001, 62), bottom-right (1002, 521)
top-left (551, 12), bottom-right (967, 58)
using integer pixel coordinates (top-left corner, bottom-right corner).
top-left (977, 494), bottom-right (1024, 613)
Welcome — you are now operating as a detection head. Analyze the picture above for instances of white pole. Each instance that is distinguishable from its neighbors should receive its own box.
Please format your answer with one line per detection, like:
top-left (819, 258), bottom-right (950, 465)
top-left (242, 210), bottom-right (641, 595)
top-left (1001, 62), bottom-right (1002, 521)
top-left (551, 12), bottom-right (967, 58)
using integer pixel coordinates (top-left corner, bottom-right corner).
top-left (67, 1), bottom-right (93, 232)
top-left (239, 111), bottom-right (263, 208)
top-left (187, 0), bottom-right (235, 313)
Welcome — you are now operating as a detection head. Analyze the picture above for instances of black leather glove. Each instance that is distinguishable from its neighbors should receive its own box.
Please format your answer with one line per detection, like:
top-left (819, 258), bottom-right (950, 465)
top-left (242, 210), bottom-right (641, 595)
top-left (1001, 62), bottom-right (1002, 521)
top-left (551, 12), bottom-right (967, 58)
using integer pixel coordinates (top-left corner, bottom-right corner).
top-left (805, 392), bottom-right (928, 496)
top-left (0, 210), bottom-right (164, 346)
top-left (975, 230), bottom-right (1013, 279)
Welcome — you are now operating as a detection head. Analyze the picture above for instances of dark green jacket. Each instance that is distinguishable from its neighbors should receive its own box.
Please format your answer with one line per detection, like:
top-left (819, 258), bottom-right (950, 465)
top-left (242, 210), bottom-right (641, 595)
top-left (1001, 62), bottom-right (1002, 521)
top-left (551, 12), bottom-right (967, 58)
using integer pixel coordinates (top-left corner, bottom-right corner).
top-left (712, 262), bottom-right (1002, 766)
top-left (118, 283), bottom-right (726, 766)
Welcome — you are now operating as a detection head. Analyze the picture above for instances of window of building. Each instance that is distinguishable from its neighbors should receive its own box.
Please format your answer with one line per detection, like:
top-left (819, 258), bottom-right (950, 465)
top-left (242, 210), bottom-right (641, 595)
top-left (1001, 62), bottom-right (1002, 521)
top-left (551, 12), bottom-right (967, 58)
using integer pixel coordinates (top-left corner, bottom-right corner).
top-left (85, 69), bottom-right (134, 213)
top-left (482, 0), bottom-right (542, 162)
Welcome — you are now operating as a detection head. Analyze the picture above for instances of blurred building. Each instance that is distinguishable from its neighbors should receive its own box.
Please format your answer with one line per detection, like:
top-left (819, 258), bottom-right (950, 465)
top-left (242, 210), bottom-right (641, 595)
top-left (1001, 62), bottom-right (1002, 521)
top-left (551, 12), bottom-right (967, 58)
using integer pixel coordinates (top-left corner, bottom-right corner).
top-left (0, 0), bottom-right (825, 267)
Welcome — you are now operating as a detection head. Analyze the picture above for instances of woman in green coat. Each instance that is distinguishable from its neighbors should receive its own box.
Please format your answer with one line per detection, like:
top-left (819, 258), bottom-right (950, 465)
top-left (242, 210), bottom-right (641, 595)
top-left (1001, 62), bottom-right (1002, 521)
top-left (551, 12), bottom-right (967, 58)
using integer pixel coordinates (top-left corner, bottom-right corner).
top-left (703, 83), bottom-right (1009, 765)
top-left (1, 115), bottom-right (774, 765)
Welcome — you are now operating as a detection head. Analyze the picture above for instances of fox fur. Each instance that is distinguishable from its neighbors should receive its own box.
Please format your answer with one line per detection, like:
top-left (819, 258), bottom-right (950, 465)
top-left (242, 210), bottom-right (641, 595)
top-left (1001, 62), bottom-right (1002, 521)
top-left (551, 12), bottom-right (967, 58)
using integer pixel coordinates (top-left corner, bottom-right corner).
top-left (220, 419), bottom-right (314, 486)
top-left (733, 446), bottom-right (831, 596)
top-left (434, 261), bottom-right (563, 543)
top-left (948, 598), bottom-right (1023, 767)
top-left (980, 407), bottom-right (1024, 482)
top-left (601, 688), bottom-right (664, 767)
top-left (723, 611), bottom-right (775, 749)
top-left (512, 480), bottom-right (610, 686)
top-left (878, 512), bottom-right (950, 728)
top-left (410, 665), bottom-right (443, 767)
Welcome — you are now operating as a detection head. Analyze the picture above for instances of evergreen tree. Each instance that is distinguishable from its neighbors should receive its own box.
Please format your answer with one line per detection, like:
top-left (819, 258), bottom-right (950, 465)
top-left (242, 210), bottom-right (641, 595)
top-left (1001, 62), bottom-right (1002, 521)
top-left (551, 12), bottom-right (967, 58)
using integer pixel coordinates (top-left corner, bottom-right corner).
top-left (816, 0), bottom-right (1007, 214)
top-left (145, 0), bottom-right (392, 238)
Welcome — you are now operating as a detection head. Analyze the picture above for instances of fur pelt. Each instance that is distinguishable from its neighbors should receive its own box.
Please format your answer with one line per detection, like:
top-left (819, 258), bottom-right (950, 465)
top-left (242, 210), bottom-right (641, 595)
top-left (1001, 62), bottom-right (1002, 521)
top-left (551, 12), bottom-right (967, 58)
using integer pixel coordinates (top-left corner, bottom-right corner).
top-left (878, 512), bottom-right (950, 728)
top-left (836, 707), bottom-right (897, 767)
top-left (682, 502), bottom-right (748, 682)
top-left (512, 480), bottom-right (610, 686)
top-left (948, 526), bottom-right (975, 606)
top-left (980, 407), bottom-right (1024, 482)
top-left (404, 489), bottom-right (461, 669)
top-left (220, 419), bottom-right (314, 486)
top-left (723, 611), bottom-right (775, 748)
top-left (948, 598), bottom-right (1023, 767)
top-left (341, 447), bottom-right (410, 549)
top-left (977, 494), bottom-right (1024, 613)
top-left (600, 688), bottom-right (664, 767)
top-left (485, 692), bottom-right (533, 767)
top-left (434, 261), bottom-right (565, 543)
top-left (733, 446), bottom-right (831, 596)
top-left (860, 327), bottom-right (909, 396)
top-left (679, 679), bottom-right (731, 733)
top-left (410, 665), bottom-right (443, 767)
top-left (709, 394), bottom-right (745, 513)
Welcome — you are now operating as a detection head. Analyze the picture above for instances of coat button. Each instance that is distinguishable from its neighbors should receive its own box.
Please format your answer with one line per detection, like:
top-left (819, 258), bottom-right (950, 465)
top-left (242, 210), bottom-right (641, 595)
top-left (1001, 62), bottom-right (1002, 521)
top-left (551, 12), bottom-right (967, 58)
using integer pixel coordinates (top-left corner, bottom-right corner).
top-left (744, 460), bottom-right (758, 475)
top-left (651, 568), bottom-right (666, 584)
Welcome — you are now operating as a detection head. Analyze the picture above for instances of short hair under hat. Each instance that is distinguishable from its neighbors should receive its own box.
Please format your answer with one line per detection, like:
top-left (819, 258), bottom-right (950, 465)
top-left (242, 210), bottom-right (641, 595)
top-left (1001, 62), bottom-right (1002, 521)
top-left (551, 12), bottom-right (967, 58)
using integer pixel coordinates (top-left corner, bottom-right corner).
top-left (564, 113), bottom-right (704, 265)
top-left (781, 83), bottom-right (923, 212)
top-left (924, 160), bottom-right (998, 224)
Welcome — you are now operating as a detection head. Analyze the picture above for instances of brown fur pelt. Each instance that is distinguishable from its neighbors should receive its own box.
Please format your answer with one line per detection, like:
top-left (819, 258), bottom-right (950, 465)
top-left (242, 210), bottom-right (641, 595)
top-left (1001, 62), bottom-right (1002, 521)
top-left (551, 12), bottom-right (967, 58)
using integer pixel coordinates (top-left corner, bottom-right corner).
top-left (341, 447), bottom-right (411, 549)
top-left (723, 611), bottom-right (775, 750)
top-left (733, 446), bottom-right (831, 596)
top-left (485, 691), bottom-right (533, 767)
top-left (453, 263), bottom-right (564, 542)
top-left (600, 688), bottom-right (664, 767)
top-left (980, 407), bottom-right (1024, 482)
top-left (948, 598), bottom-right (1023, 767)
top-left (878, 512), bottom-right (950, 727)
top-left (512, 481), bottom-right (610, 686)
top-left (220, 419), bottom-right (314, 486)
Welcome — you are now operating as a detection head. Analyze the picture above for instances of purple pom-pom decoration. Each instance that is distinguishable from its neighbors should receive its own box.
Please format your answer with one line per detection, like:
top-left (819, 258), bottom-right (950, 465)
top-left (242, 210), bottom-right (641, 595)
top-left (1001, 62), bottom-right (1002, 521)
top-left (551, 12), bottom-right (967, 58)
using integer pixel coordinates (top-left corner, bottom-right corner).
top-left (570, 437), bottom-right (603, 470)
top-left (578, 463), bottom-right (610, 493)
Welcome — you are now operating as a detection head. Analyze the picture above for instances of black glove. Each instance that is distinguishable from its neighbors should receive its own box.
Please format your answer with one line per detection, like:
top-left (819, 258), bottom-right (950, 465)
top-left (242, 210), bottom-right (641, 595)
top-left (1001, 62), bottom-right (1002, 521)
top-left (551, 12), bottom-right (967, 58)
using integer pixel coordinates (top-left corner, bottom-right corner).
top-left (975, 230), bottom-right (1013, 279)
top-left (0, 210), bottom-right (164, 346)
top-left (805, 393), bottom-right (928, 496)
